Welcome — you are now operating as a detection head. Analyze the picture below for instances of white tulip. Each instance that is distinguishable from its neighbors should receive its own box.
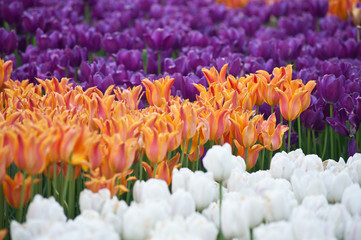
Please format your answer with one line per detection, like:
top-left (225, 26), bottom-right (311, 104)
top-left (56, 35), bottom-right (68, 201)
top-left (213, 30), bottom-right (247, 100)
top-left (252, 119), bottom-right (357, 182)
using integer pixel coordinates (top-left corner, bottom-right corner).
top-left (10, 220), bottom-right (65, 240)
top-left (221, 199), bottom-right (249, 240)
top-left (301, 195), bottom-right (328, 212)
top-left (100, 197), bottom-right (128, 235)
top-left (226, 169), bottom-right (250, 192)
top-left (342, 184), bottom-right (361, 216)
top-left (254, 221), bottom-right (294, 240)
top-left (187, 171), bottom-right (218, 210)
top-left (170, 189), bottom-right (196, 218)
top-left (172, 167), bottom-right (193, 193)
top-left (270, 153), bottom-right (295, 180)
top-left (287, 149), bottom-right (306, 167)
top-left (26, 195), bottom-right (66, 222)
top-left (344, 216), bottom-right (361, 240)
top-left (186, 213), bottom-right (218, 240)
top-left (291, 169), bottom-right (327, 203)
top-left (122, 200), bottom-right (171, 240)
top-left (203, 143), bottom-right (234, 182)
top-left (65, 210), bottom-right (119, 240)
top-left (202, 202), bottom-right (219, 227)
top-left (230, 155), bottom-right (246, 172)
top-left (79, 188), bottom-right (110, 213)
top-left (299, 154), bottom-right (323, 172)
top-left (321, 170), bottom-right (353, 203)
top-left (242, 195), bottom-right (266, 228)
top-left (254, 177), bottom-right (292, 196)
top-left (264, 189), bottom-right (294, 222)
top-left (291, 216), bottom-right (336, 240)
top-left (347, 156), bottom-right (361, 185)
top-left (133, 178), bottom-right (171, 203)
top-left (322, 204), bottom-right (352, 239)
top-left (150, 217), bottom-right (198, 240)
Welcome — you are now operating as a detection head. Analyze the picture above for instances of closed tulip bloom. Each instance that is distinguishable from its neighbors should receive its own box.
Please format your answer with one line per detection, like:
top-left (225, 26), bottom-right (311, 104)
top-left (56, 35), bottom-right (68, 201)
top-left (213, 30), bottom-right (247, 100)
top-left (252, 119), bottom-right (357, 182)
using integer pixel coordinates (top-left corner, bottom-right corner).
top-left (180, 102), bottom-right (197, 140)
top-left (203, 143), bottom-right (234, 182)
top-left (108, 137), bottom-right (138, 174)
top-left (133, 179), bottom-right (171, 203)
top-left (276, 85), bottom-right (307, 121)
top-left (0, 59), bottom-right (13, 90)
top-left (318, 74), bottom-right (345, 104)
top-left (170, 189), bottom-right (196, 218)
top-left (234, 141), bottom-right (265, 170)
top-left (231, 111), bottom-right (262, 148)
top-left (142, 127), bottom-right (169, 165)
top-left (342, 184), bottom-right (361, 216)
top-left (3, 172), bottom-right (40, 209)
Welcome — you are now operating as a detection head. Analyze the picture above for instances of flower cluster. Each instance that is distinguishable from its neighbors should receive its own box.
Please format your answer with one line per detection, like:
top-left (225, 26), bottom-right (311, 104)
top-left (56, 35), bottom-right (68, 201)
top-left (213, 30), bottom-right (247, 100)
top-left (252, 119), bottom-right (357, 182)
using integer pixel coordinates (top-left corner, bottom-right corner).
top-left (9, 149), bottom-right (361, 240)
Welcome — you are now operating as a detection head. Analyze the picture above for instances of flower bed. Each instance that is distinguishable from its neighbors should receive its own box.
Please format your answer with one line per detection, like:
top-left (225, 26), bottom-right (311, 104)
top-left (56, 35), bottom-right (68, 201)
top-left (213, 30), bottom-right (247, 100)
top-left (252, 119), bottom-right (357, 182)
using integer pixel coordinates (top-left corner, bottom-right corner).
top-left (1, 0), bottom-right (361, 239)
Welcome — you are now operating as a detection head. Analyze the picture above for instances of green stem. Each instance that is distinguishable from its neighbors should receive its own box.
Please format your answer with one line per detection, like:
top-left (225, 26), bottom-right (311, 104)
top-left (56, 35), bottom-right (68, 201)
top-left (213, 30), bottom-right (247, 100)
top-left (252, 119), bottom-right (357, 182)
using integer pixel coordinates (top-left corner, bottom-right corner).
top-left (85, 2), bottom-right (90, 24)
top-left (312, 129), bottom-right (317, 156)
top-left (245, 147), bottom-right (249, 169)
top-left (68, 167), bottom-right (75, 219)
top-left (0, 185), bottom-right (4, 229)
top-left (218, 181), bottom-right (224, 240)
top-left (180, 139), bottom-right (187, 166)
top-left (297, 117), bottom-right (302, 149)
top-left (61, 163), bottom-right (72, 214)
top-left (185, 138), bottom-right (193, 168)
top-left (271, 105), bottom-right (274, 115)
top-left (330, 104), bottom-right (334, 160)
top-left (139, 151), bottom-right (144, 181)
top-left (260, 149), bottom-right (265, 170)
top-left (321, 129), bottom-right (328, 160)
top-left (268, 150), bottom-right (273, 170)
top-left (153, 163), bottom-right (158, 178)
top-left (357, 26), bottom-right (360, 42)
top-left (157, 51), bottom-right (162, 75)
top-left (256, 105), bottom-right (259, 115)
top-left (30, 175), bottom-right (35, 202)
top-left (142, 49), bottom-right (148, 74)
top-left (307, 129), bottom-right (311, 154)
top-left (47, 166), bottom-right (51, 197)
top-left (16, 171), bottom-right (27, 222)
top-left (196, 136), bottom-right (201, 171)
top-left (288, 121), bottom-right (292, 152)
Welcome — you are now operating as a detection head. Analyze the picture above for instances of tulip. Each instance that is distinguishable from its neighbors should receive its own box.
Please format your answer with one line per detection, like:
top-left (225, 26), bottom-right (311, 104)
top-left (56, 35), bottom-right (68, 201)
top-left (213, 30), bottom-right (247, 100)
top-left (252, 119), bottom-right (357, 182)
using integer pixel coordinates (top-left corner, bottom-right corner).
top-left (133, 179), bottom-right (171, 204)
top-left (344, 217), bottom-right (361, 240)
top-left (342, 184), bottom-right (361, 216)
top-left (258, 113), bottom-right (289, 151)
top-left (170, 189), bottom-right (196, 218)
top-left (142, 76), bottom-right (174, 107)
top-left (0, 229), bottom-right (7, 240)
top-left (270, 153), bottom-right (295, 180)
top-left (254, 221), bottom-right (294, 240)
top-left (0, 59), bottom-right (12, 90)
top-left (234, 141), bottom-right (265, 170)
top-left (108, 137), bottom-right (138, 174)
top-left (13, 132), bottom-right (50, 175)
top-left (113, 85), bottom-right (144, 111)
top-left (231, 111), bottom-right (262, 148)
top-left (202, 64), bottom-right (228, 86)
top-left (142, 127), bottom-right (170, 165)
top-left (220, 199), bottom-right (250, 239)
top-left (26, 195), bottom-right (66, 222)
top-left (318, 74), bottom-right (345, 104)
top-left (3, 172), bottom-right (40, 209)
top-left (180, 102), bottom-right (197, 140)
top-left (203, 143), bottom-right (234, 182)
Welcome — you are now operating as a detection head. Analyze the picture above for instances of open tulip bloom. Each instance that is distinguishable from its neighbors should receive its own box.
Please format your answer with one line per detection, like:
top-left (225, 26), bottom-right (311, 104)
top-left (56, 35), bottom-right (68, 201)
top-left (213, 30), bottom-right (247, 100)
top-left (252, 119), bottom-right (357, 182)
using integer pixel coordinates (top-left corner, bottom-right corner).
top-left (1, 0), bottom-right (361, 239)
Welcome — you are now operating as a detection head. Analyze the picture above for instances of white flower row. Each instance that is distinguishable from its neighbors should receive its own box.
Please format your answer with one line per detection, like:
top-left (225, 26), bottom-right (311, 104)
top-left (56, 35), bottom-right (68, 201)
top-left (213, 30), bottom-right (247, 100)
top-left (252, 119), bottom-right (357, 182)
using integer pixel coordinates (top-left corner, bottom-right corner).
top-left (11, 144), bottom-right (361, 240)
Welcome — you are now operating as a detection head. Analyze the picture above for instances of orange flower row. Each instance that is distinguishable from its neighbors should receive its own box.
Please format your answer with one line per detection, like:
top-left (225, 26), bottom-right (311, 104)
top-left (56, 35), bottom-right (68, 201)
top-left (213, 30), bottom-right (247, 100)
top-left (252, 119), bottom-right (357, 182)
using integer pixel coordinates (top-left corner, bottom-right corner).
top-left (0, 59), bottom-right (314, 209)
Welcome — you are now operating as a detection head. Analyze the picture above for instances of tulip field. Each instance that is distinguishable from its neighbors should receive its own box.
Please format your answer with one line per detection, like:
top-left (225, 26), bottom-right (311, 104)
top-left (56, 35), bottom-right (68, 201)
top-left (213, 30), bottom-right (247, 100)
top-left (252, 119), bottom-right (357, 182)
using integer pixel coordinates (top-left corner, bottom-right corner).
top-left (1, 0), bottom-right (361, 239)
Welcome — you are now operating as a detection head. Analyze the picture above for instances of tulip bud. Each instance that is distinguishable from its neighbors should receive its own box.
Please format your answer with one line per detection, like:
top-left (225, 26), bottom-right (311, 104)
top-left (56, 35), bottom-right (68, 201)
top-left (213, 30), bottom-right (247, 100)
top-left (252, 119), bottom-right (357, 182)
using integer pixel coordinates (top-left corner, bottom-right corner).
top-left (133, 179), bottom-right (171, 204)
top-left (342, 184), bottom-right (361, 217)
top-left (203, 143), bottom-right (234, 182)
top-left (26, 195), bottom-right (66, 222)
top-left (170, 189), bottom-right (195, 218)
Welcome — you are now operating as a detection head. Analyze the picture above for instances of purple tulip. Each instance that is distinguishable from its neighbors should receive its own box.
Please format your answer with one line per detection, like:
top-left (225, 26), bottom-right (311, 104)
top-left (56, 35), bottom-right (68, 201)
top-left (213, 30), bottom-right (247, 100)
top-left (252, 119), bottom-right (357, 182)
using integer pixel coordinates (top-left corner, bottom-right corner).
top-left (305, 0), bottom-right (328, 18)
top-left (1, 0), bottom-right (24, 25)
top-left (326, 117), bottom-right (350, 137)
top-left (348, 137), bottom-right (357, 157)
top-left (114, 50), bottom-right (143, 71)
top-left (0, 28), bottom-right (18, 55)
top-left (318, 74), bottom-right (345, 104)
top-left (103, 32), bottom-right (121, 54)
top-left (144, 28), bottom-right (175, 51)
top-left (301, 108), bottom-right (325, 130)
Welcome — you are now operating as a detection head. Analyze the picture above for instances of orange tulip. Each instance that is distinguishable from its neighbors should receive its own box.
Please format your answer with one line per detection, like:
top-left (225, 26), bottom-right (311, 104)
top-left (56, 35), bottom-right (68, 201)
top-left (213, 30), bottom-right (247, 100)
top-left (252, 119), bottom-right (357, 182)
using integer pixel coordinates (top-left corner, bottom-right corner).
top-left (108, 136), bottom-right (138, 173)
top-left (88, 139), bottom-right (104, 171)
top-left (300, 80), bottom-right (317, 112)
top-left (0, 158), bottom-right (6, 184)
top-left (0, 59), bottom-right (13, 90)
top-left (328, 0), bottom-right (358, 20)
top-left (276, 86), bottom-right (307, 121)
top-left (205, 108), bottom-right (230, 141)
top-left (142, 127), bottom-right (170, 164)
top-left (142, 76), bottom-right (174, 107)
top-left (142, 153), bottom-right (181, 185)
top-left (202, 64), bottom-right (228, 86)
top-left (258, 113), bottom-right (289, 151)
top-left (0, 229), bottom-right (7, 240)
top-left (234, 141), bottom-right (264, 170)
top-left (14, 132), bottom-right (50, 175)
top-left (3, 172), bottom-right (40, 209)
top-left (180, 102), bottom-right (197, 140)
top-left (114, 85), bottom-right (144, 110)
top-left (231, 111), bottom-right (262, 148)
